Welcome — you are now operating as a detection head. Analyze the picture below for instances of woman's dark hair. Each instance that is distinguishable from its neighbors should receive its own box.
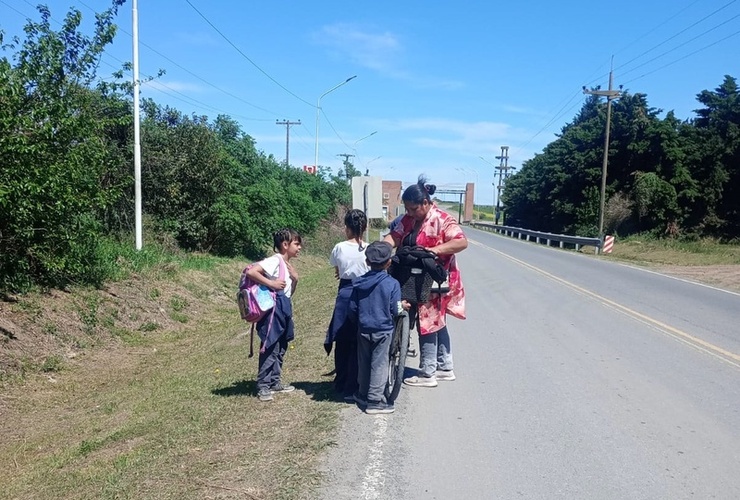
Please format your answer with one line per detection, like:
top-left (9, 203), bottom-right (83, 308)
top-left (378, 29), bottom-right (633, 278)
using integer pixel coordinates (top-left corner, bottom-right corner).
top-left (344, 209), bottom-right (367, 237)
top-left (273, 228), bottom-right (302, 251)
top-left (402, 175), bottom-right (436, 204)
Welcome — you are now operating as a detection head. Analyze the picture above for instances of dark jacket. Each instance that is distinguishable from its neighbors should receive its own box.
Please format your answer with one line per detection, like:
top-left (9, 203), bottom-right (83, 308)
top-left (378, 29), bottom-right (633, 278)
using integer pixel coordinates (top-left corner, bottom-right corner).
top-left (390, 246), bottom-right (447, 283)
top-left (349, 270), bottom-right (402, 334)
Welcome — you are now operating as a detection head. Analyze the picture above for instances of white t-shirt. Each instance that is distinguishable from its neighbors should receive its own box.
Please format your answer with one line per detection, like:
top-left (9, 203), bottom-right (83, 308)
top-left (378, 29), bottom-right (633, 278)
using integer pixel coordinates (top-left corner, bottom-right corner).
top-left (259, 254), bottom-right (293, 298)
top-left (330, 240), bottom-right (369, 280)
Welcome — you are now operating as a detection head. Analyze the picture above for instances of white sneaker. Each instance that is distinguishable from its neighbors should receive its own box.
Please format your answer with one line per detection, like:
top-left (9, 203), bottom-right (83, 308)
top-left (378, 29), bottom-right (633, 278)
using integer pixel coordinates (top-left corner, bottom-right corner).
top-left (403, 375), bottom-right (438, 387)
top-left (436, 370), bottom-right (456, 381)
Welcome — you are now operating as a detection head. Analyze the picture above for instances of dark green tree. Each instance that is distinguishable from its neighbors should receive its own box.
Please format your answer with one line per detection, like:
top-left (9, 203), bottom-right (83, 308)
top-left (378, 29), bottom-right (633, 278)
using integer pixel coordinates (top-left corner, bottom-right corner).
top-left (0, 1), bottom-right (126, 291)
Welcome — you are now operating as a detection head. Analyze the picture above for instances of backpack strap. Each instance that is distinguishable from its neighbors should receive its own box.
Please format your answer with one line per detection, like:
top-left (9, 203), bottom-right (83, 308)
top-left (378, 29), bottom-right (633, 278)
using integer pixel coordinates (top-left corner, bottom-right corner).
top-left (258, 255), bottom-right (288, 355)
top-left (276, 254), bottom-right (287, 281)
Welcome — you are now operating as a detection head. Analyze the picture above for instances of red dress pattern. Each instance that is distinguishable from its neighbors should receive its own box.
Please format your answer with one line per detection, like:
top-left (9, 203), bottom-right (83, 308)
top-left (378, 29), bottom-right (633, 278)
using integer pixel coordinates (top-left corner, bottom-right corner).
top-left (390, 205), bottom-right (466, 334)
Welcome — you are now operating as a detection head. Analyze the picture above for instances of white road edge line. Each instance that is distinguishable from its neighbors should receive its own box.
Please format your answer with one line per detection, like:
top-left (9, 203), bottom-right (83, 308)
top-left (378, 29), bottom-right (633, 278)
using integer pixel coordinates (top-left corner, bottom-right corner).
top-left (360, 415), bottom-right (389, 499)
top-left (468, 238), bottom-right (740, 369)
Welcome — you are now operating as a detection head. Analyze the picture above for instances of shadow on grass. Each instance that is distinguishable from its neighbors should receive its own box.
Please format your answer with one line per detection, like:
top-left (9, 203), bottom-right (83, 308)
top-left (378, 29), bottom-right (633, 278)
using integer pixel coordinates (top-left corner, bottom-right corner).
top-left (211, 379), bottom-right (257, 397)
top-left (293, 380), bottom-right (338, 402)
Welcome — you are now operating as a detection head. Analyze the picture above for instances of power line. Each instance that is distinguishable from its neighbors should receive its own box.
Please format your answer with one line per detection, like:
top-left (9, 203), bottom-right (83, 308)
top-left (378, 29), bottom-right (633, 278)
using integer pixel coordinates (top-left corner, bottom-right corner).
top-left (321, 109), bottom-right (352, 150)
top-left (611, 0), bottom-right (704, 56)
top-left (617, 0), bottom-right (737, 73)
top-left (76, 0), bottom-right (286, 118)
top-left (183, 0), bottom-right (313, 107)
top-left (623, 27), bottom-right (740, 85)
top-left (620, 12), bottom-right (740, 79)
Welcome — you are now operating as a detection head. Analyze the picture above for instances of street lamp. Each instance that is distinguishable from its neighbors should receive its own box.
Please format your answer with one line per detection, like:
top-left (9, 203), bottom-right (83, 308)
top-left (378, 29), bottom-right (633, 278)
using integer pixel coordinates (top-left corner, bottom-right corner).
top-left (314, 76), bottom-right (357, 171)
top-left (353, 130), bottom-right (377, 150)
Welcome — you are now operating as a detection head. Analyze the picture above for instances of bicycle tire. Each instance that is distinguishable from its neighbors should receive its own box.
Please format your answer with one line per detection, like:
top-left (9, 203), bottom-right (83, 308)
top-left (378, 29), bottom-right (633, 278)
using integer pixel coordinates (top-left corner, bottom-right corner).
top-left (385, 310), bottom-right (410, 403)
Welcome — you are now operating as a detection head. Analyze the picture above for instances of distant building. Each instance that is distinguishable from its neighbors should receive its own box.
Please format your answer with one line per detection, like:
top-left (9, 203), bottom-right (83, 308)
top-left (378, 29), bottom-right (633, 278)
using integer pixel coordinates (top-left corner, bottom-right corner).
top-left (380, 180), bottom-right (474, 222)
top-left (381, 180), bottom-right (403, 221)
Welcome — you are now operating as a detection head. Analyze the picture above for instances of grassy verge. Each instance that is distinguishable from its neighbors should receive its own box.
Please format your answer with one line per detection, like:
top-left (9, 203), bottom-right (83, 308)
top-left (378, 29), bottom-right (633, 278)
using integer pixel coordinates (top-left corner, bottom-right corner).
top-left (606, 236), bottom-right (740, 266)
top-left (0, 252), bottom-right (342, 499)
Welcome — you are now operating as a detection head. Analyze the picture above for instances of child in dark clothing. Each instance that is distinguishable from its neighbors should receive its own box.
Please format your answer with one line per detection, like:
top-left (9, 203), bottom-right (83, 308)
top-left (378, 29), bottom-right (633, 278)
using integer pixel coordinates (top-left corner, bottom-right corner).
top-left (349, 241), bottom-right (409, 414)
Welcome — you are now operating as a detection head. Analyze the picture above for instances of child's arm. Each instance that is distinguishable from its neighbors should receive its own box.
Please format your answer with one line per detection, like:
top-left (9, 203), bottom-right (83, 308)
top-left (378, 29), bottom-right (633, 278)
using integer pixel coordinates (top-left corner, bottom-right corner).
top-left (245, 263), bottom-right (286, 291)
top-left (390, 282), bottom-right (404, 317)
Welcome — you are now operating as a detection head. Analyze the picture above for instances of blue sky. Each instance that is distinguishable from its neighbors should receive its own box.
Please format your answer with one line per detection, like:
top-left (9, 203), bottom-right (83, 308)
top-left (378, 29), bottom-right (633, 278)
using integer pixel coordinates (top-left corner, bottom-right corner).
top-left (2, 0), bottom-right (738, 205)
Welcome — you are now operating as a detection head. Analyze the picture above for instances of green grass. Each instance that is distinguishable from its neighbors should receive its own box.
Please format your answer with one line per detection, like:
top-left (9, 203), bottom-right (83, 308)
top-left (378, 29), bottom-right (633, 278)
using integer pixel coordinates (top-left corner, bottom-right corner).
top-left (609, 236), bottom-right (740, 266)
top-left (1, 244), bottom-right (345, 500)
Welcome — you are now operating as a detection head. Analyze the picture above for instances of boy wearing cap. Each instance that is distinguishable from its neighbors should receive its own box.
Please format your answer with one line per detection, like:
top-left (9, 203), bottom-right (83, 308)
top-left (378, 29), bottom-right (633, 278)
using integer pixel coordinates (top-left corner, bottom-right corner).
top-left (349, 241), bottom-right (407, 414)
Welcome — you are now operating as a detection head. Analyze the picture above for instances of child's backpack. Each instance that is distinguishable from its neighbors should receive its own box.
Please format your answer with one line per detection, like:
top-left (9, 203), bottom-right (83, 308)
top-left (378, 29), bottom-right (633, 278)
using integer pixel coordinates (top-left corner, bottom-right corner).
top-left (237, 256), bottom-right (287, 357)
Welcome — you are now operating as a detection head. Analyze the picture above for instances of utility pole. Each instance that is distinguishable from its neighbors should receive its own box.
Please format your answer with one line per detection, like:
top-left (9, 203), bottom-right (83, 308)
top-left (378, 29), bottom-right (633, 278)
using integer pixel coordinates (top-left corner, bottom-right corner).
top-left (336, 153), bottom-right (355, 182)
top-left (494, 146), bottom-right (515, 225)
top-left (583, 61), bottom-right (622, 249)
top-left (276, 119), bottom-right (301, 167)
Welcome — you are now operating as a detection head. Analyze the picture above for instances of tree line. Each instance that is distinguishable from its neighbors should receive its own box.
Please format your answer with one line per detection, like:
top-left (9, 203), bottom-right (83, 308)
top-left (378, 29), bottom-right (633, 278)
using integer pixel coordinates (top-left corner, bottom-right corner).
top-left (0, 2), bottom-right (349, 292)
top-left (503, 75), bottom-right (740, 241)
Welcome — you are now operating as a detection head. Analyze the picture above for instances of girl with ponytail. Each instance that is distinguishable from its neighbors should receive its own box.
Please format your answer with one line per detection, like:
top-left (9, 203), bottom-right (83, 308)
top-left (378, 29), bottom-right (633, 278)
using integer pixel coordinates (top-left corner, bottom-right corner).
top-left (324, 209), bottom-right (369, 401)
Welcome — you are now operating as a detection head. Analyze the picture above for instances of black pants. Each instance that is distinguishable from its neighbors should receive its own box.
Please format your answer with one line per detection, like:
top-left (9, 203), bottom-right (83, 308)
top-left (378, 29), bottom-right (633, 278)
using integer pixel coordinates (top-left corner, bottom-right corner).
top-left (334, 338), bottom-right (358, 396)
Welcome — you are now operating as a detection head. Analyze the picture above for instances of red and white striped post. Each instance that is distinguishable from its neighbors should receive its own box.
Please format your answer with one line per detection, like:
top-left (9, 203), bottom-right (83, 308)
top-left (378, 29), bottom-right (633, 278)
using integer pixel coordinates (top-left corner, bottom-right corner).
top-left (602, 235), bottom-right (614, 254)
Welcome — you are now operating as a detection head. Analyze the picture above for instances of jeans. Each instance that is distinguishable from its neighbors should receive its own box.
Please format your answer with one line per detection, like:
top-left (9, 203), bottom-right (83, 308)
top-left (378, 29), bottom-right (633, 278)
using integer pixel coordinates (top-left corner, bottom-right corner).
top-left (357, 330), bottom-right (392, 403)
top-left (257, 333), bottom-right (288, 390)
top-left (418, 326), bottom-right (453, 377)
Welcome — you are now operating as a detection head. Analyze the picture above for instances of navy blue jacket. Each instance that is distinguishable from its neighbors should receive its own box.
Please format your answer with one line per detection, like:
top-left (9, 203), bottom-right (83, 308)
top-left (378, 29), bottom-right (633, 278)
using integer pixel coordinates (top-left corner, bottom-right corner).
top-left (349, 270), bottom-right (402, 334)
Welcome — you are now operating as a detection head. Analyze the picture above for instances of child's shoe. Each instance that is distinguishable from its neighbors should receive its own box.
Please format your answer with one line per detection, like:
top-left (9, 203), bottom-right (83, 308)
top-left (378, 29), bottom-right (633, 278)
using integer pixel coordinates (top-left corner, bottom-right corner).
top-left (270, 383), bottom-right (295, 393)
top-left (257, 388), bottom-right (274, 402)
top-left (435, 370), bottom-right (456, 381)
top-left (353, 392), bottom-right (368, 407)
top-left (365, 400), bottom-right (395, 414)
top-left (403, 375), bottom-right (438, 387)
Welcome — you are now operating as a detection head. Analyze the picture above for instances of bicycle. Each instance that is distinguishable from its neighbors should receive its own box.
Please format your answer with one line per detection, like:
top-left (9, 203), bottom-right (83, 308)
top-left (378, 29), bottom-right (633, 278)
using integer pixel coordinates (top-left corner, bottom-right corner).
top-left (385, 247), bottom-right (448, 403)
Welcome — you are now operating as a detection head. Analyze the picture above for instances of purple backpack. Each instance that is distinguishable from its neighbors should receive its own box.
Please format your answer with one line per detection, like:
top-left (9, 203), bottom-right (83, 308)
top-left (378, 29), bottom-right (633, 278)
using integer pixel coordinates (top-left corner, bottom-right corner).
top-left (237, 256), bottom-right (287, 356)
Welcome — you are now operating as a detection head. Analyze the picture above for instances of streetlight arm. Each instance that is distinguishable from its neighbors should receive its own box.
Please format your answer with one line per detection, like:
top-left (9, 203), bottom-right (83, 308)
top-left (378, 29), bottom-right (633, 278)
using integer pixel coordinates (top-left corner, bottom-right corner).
top-left (314, 75), bottom-right (358, 170)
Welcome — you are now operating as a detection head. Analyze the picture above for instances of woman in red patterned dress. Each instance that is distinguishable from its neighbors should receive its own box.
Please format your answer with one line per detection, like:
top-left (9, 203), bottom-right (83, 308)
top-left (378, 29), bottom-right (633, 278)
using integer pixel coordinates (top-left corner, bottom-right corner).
top-left (384, 176), bottom-right (467, 387)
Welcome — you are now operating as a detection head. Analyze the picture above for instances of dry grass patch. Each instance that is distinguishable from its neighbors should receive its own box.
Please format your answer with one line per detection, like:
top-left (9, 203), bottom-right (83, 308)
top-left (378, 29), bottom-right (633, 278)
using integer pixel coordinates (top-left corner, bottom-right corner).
top-left (1, 254), bottom-right (344, 500)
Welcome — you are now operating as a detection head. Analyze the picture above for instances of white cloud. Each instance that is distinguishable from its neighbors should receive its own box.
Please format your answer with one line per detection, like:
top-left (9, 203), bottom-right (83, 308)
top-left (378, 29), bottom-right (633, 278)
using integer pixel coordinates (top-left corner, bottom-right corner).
top-left (314, 23), bottom-right (464, 89)
top-left (316, 23), bottom-right (402, 74)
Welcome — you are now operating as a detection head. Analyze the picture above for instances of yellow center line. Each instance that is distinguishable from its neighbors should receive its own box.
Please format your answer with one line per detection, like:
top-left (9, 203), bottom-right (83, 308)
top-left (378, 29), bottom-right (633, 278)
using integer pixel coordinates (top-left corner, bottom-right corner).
top-left (469, 239), bottom-right (740, 368)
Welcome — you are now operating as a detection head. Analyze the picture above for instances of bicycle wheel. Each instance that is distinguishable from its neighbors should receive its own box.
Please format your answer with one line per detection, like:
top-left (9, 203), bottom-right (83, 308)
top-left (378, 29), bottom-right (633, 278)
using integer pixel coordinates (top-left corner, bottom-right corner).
top-left (385, 310), bottom-right (410, 403)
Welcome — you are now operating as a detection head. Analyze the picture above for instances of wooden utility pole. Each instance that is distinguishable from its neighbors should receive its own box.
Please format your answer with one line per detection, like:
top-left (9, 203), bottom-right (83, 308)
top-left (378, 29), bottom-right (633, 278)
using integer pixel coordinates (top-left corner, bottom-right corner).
top-left (276, 119), bottom-right (301, 167)
top-left (583, 62), bottom-right (622, 248)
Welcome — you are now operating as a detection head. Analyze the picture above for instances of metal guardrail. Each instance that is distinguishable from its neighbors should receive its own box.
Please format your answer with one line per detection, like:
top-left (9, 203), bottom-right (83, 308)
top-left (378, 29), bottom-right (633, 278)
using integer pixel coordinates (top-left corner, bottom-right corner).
top-left (469, 221), bottom-right (602, 254)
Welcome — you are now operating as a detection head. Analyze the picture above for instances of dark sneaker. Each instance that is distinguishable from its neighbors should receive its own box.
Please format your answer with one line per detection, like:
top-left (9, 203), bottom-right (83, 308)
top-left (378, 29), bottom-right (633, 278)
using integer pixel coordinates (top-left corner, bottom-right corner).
top-left (343, 393), bottom-right (356, 403)
top-left (365, 401), bottom-right (395, 414)
top-left (257, 388), bottom-right (273, 402)
top-left (270, 383), bottom-right (295, 393)
top-left (353, 393), bottom-right (368, 407)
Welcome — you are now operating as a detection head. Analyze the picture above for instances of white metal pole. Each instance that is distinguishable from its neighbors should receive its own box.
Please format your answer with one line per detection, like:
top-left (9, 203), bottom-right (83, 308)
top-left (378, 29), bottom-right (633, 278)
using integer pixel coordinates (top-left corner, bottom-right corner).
top-left (132, 0), bottom-right (142, 250)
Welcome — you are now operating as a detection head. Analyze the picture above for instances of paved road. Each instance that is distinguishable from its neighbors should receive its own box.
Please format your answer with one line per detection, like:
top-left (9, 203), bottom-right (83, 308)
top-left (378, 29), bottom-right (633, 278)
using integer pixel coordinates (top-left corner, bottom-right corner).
top-left (317, 228), bottom-right (740, 500)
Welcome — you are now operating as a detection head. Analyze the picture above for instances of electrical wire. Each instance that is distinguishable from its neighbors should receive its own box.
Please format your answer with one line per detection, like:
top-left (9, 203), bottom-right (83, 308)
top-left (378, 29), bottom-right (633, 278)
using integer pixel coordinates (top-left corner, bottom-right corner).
top-left (622, 27), bottom-right (740, 85)
top-left (184, 0), bottom-right (314, 108)
top-left (75, 0), bottom-right (286, 118)
top-left (620, 12), bottom-right (740, 78)
top-left (615, 0), bottom-right (737, 75)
